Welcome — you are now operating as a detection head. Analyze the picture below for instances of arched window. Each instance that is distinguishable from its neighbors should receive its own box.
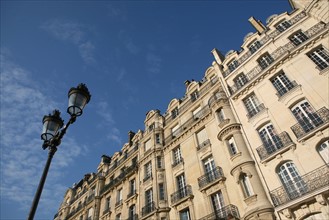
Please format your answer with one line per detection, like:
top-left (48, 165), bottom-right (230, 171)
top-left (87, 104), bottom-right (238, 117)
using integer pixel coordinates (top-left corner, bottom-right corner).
top-left (239, 173), bottom-right (254, 198)
top-left (277, 162), bottom-right (307, 199)
top-left (317, 140), bottom-right (329, 164)
top-left (291, 101), bottom-right (323, 132)
top-left (258, 123), bottom-right (283, 154)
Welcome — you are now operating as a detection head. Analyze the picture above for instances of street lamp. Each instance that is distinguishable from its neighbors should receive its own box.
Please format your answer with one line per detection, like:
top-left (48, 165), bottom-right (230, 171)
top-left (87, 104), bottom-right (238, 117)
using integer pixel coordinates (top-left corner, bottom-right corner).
top-left (27, 83), bottom-right (91, 220)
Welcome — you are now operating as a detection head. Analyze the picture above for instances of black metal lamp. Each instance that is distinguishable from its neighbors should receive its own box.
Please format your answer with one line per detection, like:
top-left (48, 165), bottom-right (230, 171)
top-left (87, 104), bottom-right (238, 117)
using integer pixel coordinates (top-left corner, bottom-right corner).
top-left (67, 83), bottom-right (91, 117)
top-left (28, 83), bottom-right (91, 220)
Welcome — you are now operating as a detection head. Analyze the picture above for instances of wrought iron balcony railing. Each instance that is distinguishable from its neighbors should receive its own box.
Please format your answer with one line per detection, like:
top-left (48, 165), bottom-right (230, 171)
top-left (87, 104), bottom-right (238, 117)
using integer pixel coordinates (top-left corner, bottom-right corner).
top-left (223, 11), bottom-right (306, 78)
top-left (172, 158), bottom-right (184, 168)
top-left (102, 207), bottom-right (110, 215)
top-left (198, 166), bottom-right (225, 189)
top-left (127, 214), bottom-right (138, 220)
top-left (246, 103), bottom-right (266, 119)
top-left (170, 185), bottom-right (193, 204)
top-left (143, 174), bottom-right (152, 182)
top-left (127, 190), bottom-right (137, 199)
top-left (199, 204), bottom-right (240, 220)
top-left (229, 22), bottom-right (327, 95)
top-left (197, 139), bottom-right (211, 151)
top-left (291, 107), bottom-right (329, 139)
top-left (164, 106), bottom-right (211, 145)
top-left (270, 164), bottom-right (329, 206)
top-left (256, 131), bottom-right (294, 161)
top-left (115, 199), bottom-right (123, 207)
top-left (141, 201), bottom-right (155, 217)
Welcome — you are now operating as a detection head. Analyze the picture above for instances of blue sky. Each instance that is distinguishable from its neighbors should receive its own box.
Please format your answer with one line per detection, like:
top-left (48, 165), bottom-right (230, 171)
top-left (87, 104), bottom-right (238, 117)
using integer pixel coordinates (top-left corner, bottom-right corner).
top-left (1, 0), bottom-right (291, 219)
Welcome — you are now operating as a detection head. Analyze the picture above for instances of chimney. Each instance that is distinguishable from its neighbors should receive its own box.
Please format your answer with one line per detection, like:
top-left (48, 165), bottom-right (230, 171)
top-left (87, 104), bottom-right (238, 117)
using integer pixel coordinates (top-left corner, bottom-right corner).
top-left (211, 48), bottom-right (225, 65)
top-left (128, 130), bottom-right (135, 146)
top-left (248, 17), bottom-right (266, 34)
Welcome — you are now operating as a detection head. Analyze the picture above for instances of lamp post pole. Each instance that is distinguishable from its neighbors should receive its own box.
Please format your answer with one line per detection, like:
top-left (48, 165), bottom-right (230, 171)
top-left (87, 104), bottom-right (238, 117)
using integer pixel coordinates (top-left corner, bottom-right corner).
top-left (27, 84), bottom-right (91, 220)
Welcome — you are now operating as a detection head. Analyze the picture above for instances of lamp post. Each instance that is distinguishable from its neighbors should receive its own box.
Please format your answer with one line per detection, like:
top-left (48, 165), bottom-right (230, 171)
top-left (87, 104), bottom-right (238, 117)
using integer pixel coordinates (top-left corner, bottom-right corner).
top-left (27, 83), bottom-right (91, 220)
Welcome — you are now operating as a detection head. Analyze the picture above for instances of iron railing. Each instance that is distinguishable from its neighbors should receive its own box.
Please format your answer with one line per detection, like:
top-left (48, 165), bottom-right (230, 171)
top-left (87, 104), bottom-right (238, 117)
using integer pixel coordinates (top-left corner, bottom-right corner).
top-left (197, 139), bottom-right (211, 151)
top-left (270, 164), bottom-right (329, 206)
top-left (223, 11), bottom-right (306, 78)
top-left (246, 103), bottom-right (266, 119)
top-left (198, 167), bottom-right (225, 189)
top-left (275, 80), bottom-right (299, 98)
top-left (127, 190), bottom-right (137, 199)
top-left (127, 214), bottom-right (138, 220)
top-left (291, 107), bottom-right (329, 139)
top-left (199, 204), bottom-right (240, 220)
top-left (103, 207), bottom-right (110, 215)
top-left (141, 202), bottom-right (155, 217)
top-left (170, 185), bottom-right (193, 204)
top-left (256, 132), bottom-right (294, 161)
top-left (228, 22), bottom-right (327, 95)
top-left (164, 106), bottom-right (211, 145)
top-left (172, 158), bottom-right (184, 168)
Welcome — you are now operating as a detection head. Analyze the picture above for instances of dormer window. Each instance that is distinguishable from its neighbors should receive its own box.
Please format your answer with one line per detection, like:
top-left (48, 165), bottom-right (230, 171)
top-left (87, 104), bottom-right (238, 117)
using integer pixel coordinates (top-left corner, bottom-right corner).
top-left (276, 20), bottom-right (291, 32)
top-left (248, 40), bottom-right (262, 54)
top-left (227, 59), bottom-right (239, 72)
top-left (191, 90), bottom-right (199, 102)
top-left (171, 107), bottom-right (179, 119)
top-left (289, 31), bottom-right (308, 46)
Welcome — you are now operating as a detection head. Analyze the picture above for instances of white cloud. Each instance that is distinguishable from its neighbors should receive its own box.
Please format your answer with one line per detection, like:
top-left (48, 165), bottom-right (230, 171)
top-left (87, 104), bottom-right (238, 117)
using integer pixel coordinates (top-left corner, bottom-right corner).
top-left (41, 19), bottom-right (96, 65)
top-left (0, 54), bottom-right (87, 217)
top-left (118, 30), bottom-right (139, 55)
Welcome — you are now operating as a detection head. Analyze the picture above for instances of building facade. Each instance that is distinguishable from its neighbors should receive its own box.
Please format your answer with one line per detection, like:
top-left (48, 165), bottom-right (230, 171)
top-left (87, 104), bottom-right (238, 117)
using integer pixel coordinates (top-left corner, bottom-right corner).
top-left (54, 0), bottom-right (329, 219)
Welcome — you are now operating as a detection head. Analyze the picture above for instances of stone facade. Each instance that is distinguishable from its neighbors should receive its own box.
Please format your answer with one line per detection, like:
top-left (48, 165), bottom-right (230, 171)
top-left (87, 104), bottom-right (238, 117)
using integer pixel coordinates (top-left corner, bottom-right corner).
top-left (54, 1), bottom-right (329, 219)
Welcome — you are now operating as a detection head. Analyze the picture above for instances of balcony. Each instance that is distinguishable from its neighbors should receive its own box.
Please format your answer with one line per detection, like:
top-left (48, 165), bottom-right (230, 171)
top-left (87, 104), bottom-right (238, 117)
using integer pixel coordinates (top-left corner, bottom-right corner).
top-left (164, 106), bottom-right (211, 145)
top-left (143, 174), bottom-right (152, 182)
top-left (141, 202), bottom-right (155, 217)
top-left (198, 167), bottom-right (225, 189)
top-left (102, 207), bottom-right (111, 215)
top-left (229, 21), bottom-right (327, 96)
top-left (197, 139), bottom-right (211, 151)
top-left (256, 132), bottom-right (294, 161)
top-left (172, 158), bottom-right (184, 168)
top-left (270, 164), bottom-right (329, 207)
top-left (246, 103), bottom-right (266, 119)
top-left (127, 214), bottom-right (138, 220)
top-left (291, 107), bottom-right (329, 140)
top-left (208, 91), bottom-right (227, 108)
top-left (115, 199), bottom-right (123, 207)
top-left (223, 11), bottom-right (306, 78)
top-left (171, 185), bottom-right (193, 205)
top-left (199, 204), bottom-right (240, 220)
top-left (127, 190), bottom-right (137, 199)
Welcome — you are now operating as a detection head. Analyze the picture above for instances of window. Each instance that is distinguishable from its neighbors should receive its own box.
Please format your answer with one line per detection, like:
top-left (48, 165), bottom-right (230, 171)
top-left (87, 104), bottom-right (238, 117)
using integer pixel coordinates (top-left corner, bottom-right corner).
top-left (277, 162), bottom-right (307, 199)
top-left (176, 174), bottom-right (187, 197)
top-left (217, 108), bottom-right (226, 123)
top-left (258, 123), bottom-right (283, 154)
top-left (157, 156), bottom-right (163, 168)
top-left (271, 72), bottom-right (295, 96)
top-left (144, 161), bottom-right (152, 180)
top-left (258, 53), bottom-right (274, 69)
top-left (173, 147), bottom-right (183, 166)
top-left (144, 139), bottom-right (152, 153)
top-left (196, 128), bottom-right (208, 146)
top-left (234, 73), bottom-right (248, 89)
top-left (116, 189), bottom-right (122, 206)
top-left (129, 205), bottom-right (136, 220)
top-left (148, 123), bottom-right (155, 132)
top-left (191, 90), bottom-right (199, 102)
top-left (172, 124), bottom-right (180, 137)
top-left (115, 213), bottom-right (121, 220)
top-left (203, 157), bottom-right (219, 181)
top-left (105, 197), bottom-right (110, 211)
top-left (211, 191), bottom-right (225, 215)
top-left (240, 173), bottom-right (254, 198)
top-left (276, 20), bottom-right (291, 32)
top-left (291, 101), bottom-right (323, 133)
top-left (145, 188), bottom-right (153, 205)
top-left (155, 133), bottom-right (161, 144)
top-left (248, 40), bottom-right (262, 54)
top-left (129, 179), bottom-right (136, 196)
top-left (227, 59), bottom-right (239, 72)
top-left (317, 140), bottom-right (329, 163)
top-left (243, 93), bottom-right (263, 118)
top-left (289, 31), bottom-right (308, 46)
top-left (172, 107), bottom-right (179, 119)
top-left (227, 136), bottom-right (238, 156)
top-left (87, 207), bottom-right (93, 220)
top-left (159, 183), bottom-right (165, 200)
top-left (308, 47), bottom-right (329, 70)
top-left (193, 106), bottom-right (202, 119)
top-left (180, 208), bottom-right (191, 220)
